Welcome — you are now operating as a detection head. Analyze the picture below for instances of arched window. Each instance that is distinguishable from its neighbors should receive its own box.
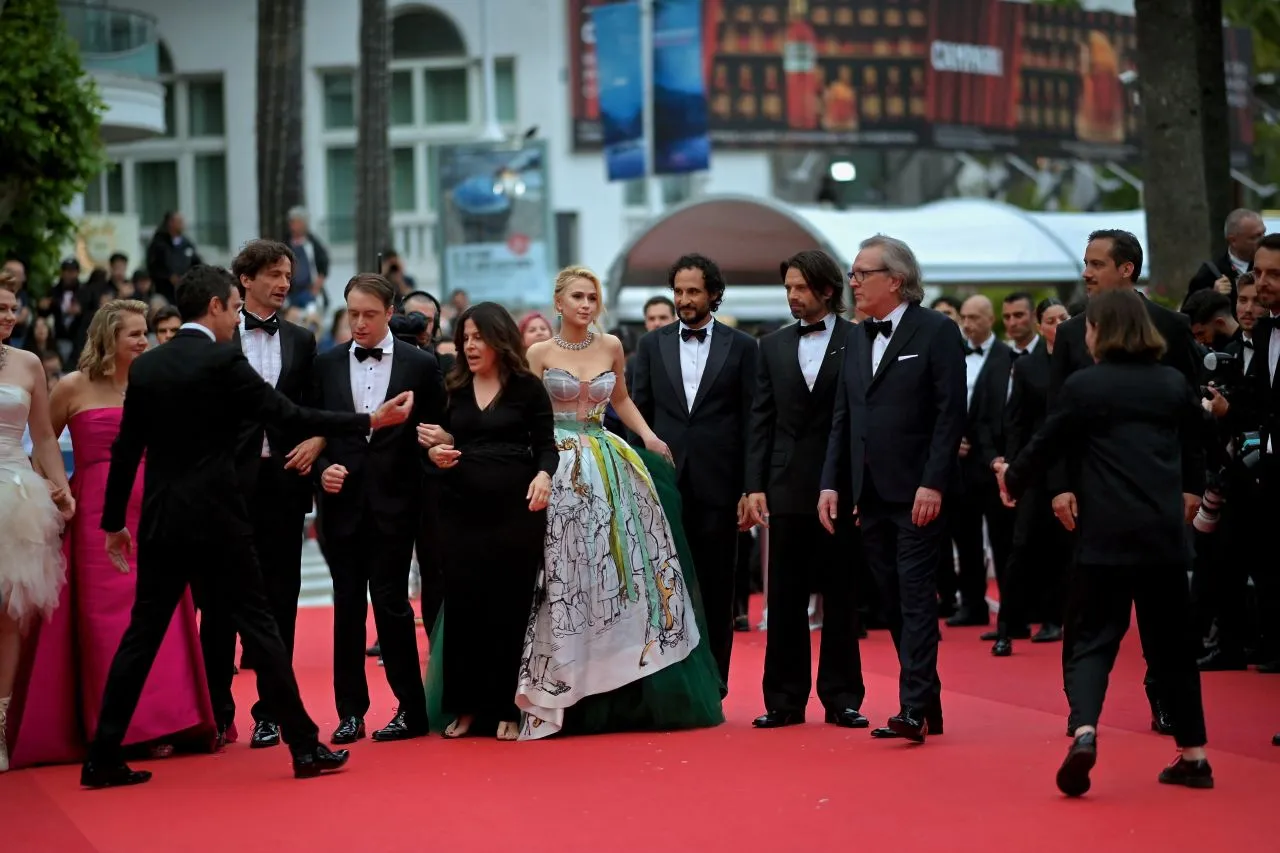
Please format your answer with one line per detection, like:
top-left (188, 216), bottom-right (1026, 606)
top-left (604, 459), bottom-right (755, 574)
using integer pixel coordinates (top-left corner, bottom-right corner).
top-left (318, 4), bottom-right (518, 247)
top-left (87, 37), bottom-right (230, 254)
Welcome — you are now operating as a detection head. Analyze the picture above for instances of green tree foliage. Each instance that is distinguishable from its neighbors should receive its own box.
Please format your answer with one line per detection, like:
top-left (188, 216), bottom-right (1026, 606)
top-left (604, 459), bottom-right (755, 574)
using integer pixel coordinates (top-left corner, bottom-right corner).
top-left (0, 0), bottom-right (105, 292)
top-left (1226, 0), bottom-right (1280, 200)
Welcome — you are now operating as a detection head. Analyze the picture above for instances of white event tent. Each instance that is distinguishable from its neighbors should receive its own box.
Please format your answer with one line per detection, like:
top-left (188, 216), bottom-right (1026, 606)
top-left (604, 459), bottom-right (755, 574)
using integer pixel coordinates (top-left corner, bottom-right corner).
top-left (606, 195), bottom-right (1155, 322)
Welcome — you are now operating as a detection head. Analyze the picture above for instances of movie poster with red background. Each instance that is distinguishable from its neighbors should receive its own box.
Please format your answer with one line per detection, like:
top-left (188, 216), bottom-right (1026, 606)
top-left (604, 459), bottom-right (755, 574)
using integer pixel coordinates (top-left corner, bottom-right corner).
top-left (567, 0), bottom-right (1255, 167)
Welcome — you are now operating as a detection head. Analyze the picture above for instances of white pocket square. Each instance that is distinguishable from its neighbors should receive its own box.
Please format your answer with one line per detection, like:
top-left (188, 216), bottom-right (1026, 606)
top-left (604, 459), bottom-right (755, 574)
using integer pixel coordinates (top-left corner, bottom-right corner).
top-left (897, 354), bottom-right (919, 362)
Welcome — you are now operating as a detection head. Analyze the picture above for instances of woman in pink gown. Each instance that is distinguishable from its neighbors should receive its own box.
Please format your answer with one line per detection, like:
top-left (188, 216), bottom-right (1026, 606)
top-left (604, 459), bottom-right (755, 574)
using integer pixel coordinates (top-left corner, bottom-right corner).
top-left (7, 300), bottom-right (218, 767)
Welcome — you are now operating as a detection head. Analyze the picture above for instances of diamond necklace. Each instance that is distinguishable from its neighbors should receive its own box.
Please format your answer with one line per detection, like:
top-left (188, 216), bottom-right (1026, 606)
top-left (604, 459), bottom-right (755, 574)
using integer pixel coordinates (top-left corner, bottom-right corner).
top-left (0, 343), bottom-right (7, 373)
top-left (553, 332), bottom-right (594, 351)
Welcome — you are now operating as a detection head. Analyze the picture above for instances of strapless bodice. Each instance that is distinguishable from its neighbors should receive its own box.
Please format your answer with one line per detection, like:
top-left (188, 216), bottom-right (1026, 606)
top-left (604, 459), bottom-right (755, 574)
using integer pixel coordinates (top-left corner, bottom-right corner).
top-left (0, 383), bottom-right (32, 465)
top-left (543, 368), bottom-right (616, 427)
top-left (68, 407), bottom-right (125, 469)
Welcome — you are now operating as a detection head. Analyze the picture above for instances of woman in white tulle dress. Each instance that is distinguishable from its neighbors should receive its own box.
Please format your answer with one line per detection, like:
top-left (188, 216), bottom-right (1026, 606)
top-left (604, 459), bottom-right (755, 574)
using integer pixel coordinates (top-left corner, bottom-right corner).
top-left (0, 270), bottom-right (74, 771)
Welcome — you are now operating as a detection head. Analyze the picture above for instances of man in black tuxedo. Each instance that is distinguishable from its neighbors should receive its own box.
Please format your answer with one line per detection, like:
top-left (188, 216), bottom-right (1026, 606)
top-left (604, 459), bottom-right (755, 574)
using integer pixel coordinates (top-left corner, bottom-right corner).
top-left (630, 253), bottom-right (758, 690)
top-left (312, 274), bottom-right (443, 744)
top-left (745, 250), bottom-right (866, 729)
top-left (210, 240), bottom-right (323, 749)
top-left (1184, 208), bottom-right (1265, 308)
top-left (1049, 228), bottom-right (1201, 736)
top-left (85, 265), bottom-right (414, 788)
top-left (820, 235), bottom-right (966, 743)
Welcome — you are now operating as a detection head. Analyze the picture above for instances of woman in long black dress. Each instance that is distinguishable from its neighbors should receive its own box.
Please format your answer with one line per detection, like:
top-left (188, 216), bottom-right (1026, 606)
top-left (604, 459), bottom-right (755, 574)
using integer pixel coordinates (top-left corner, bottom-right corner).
top-left (425, 302), bottom-right (557, 741)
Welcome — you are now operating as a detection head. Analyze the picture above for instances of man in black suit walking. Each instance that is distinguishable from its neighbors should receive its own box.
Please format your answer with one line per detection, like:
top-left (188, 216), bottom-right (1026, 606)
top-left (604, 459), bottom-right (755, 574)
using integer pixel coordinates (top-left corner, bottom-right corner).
top-left (745, 250), bottom-right (866, 729)
top-left (630, 253), bottom-right (758, 690)
top-left (86, 265), bottom-right (414, 787)
top-left (820, 235), bottom-right (966, 743)
top-left (1049, 228), bottom-right (1201, 736)
top-left (312, 274), bottom-right (443, 744)
top-left (213, 240), bottom-right (324, 749)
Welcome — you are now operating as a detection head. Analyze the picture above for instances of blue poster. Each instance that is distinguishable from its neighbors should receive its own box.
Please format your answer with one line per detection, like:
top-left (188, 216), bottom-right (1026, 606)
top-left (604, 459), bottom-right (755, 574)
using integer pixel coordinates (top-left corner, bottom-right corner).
top-left (652, 0), bottom-right (710, 175)
top-left (593, 2), bottom-right (646, 182)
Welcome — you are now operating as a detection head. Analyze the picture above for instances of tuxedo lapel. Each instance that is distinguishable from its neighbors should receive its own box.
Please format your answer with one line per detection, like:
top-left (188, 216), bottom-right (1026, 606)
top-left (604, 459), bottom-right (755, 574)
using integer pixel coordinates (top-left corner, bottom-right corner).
top-left (782, 328), bottom-right (810, 397)
top-left (856, 320), bottom-right (873, 387)
top-left (691, 325), bottom-right (731, 414)
top-left (277, 322), bottom-right (296, 389)
top-left (869, 304), bottom-right (922, 390)
top-left (384, 340), bottom-right (411, 403)
top-left (659, 326), bottom-right (688, 416)
top-left (334, 345), bottom-right (357, 413)
top-left (809, 318), bottom-right (850, 402)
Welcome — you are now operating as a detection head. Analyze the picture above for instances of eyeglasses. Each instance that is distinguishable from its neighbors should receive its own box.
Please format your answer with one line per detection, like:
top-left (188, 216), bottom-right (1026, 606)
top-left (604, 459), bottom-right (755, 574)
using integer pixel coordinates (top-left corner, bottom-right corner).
top-left (849, 268), bottom-right (889, 283)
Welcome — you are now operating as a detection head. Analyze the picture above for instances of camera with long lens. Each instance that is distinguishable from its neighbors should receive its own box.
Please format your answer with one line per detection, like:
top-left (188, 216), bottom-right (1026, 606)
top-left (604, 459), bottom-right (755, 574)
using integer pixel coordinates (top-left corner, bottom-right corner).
top-left (1200, 350), bottom-right (1239, 399)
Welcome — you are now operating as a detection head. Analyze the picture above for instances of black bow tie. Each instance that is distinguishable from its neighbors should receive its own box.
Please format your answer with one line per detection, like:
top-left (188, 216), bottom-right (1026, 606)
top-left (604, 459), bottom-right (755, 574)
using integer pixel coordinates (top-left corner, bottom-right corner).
top-left (1010, 349), bottom-right (1028, 361)
top-left (354, 346), bottom-right (383, 363)
top-left (681, 327), bottom-right (707, 343)
top-left (965, 345), bottom-right (985, 356)
top-left (1243, 338), bottom-right (1255, 350)
top-left (863, 319), bottom-right (892, 339)
top-left (244, 313), bottom-right (280, 335)
top-left (797, 320), bottom-right (826, 337)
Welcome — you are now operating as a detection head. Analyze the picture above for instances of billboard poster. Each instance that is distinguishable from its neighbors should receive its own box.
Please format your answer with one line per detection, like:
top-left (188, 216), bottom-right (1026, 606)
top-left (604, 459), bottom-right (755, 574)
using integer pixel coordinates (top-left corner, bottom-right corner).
top-left (434, 141), bottom-right (552, 309)
top-left (567, 0), bottom-right (1254, 166)
top-left (653, 0), bottom-right (712, 175)
top-left (593, 1), bottom-right (648, 181)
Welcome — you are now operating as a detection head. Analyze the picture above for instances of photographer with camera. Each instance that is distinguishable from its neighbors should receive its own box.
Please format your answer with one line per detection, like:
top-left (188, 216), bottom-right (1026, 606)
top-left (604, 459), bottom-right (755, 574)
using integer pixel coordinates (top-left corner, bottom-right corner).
top-left (1214, 240), bottom-right (1280, 696)
top-left (1182, 277), bottom-right (1268, 671)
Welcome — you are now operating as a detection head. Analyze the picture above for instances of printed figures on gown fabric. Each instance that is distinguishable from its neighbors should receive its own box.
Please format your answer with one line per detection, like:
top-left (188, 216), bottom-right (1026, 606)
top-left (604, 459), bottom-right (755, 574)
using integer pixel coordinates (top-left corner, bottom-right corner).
top-left (9, 407), bottom-right (216, 767)
top-left (516, 369), bottom-right (701, 738)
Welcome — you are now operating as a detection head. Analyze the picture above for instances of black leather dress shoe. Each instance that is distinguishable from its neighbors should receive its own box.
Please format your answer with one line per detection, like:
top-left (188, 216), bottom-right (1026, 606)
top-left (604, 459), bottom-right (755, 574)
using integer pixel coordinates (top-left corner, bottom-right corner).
top-left (1272, 732), bottom-right (1279, 746)
top-left (292, 744), bottom-right (350, 779)
top-left (81, 761), bottom-right (152, 789)
top-left (1031, 624), bottom-right (1063, 643)
top-left (946, 608), bottom-right (988, 628)
top-left (1150, 703), bottom-right (1175, 736)
top-left (331, 716), bottom-right (365, 744)
top-left (365, 642), bottom-right (381, 657)
top-left (372, 709), bottom-right (430, 742)
top-left (1056, 731), bottom-right (1097, 797)
top-left (1196, 648), bottom-right (1247, 671)
top-left (250, 720), bottom-right (281, 749)
top-left (991, 637), bottom-right (1013, 657)
top-left (885, 707), bottom-right (928, 742)
top-left (1158, 755), bottom-right (1214, 788)
top-left (752, 709), bottom-right (804, 728)
top-left (824, 708), bottom-right (869, 728)
top-left (872, 707), bottom-right (943, 739)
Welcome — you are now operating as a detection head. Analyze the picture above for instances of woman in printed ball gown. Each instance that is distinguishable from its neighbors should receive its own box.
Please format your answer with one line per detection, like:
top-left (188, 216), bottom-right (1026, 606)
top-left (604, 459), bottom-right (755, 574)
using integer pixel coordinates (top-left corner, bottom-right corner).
top-left (8, 300), bottom-right (218, 769)
top-left (423, 268), bottom-right (723, 739)
top-left (0, 270), bottom-right (74, 773)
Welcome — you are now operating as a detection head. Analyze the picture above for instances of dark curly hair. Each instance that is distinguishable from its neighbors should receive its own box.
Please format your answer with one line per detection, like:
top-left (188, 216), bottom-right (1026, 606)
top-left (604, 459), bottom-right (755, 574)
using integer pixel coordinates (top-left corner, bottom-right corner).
top-left (445, 301), bottom-right (532, 394)
top-left (667, 253), bottom-right (726, 313)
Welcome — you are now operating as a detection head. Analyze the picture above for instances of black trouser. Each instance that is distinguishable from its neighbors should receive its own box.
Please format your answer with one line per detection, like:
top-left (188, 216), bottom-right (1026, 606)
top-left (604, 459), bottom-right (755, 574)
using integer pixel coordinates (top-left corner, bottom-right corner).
top-left (214, 459), bottom-right (308, 724)
top-left (952, 477), bottom-right (1015, 617)
top-left (681, 493), bottom-right (739, 693)
top-left (89, 533), bottom-right (320, 762)
top-left (416, 478), bottom-right (446, 636)
top-left (762, 514), bottom-right (865, 714)
top-left (1063, 562), bottom-right (1207, 748)
top-left (327, 520), bottom-right (426, 723)
top-left (1209, 485), bottom-right (1277, 658)
top-left (859, 476), bottom-right (943, 710)
top-left (998, 484), bottom-right (1066, 632)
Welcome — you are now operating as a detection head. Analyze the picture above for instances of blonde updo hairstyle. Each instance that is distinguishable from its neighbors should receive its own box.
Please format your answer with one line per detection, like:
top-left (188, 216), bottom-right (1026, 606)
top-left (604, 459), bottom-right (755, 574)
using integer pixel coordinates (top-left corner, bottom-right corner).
top-left (552, 266), bottom-right (607, 330)
top-left (0, 269), bottom-right (17, 294)
top-left (78, 299), bottom-right (150, 380)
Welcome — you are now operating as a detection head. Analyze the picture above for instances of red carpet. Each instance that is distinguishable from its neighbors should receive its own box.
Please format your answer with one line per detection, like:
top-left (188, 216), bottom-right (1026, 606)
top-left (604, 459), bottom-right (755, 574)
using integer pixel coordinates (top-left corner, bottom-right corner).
top-left (4, 596), bottom-right (1278, 853)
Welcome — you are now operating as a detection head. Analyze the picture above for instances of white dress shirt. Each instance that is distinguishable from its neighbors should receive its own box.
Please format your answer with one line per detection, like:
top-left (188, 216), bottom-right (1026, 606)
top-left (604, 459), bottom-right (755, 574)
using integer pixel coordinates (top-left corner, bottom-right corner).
top-left (797, 314), bottom-right (836, 391)
top-left (1006, 335), bottom-right (1038, 400)
top-left (869, 301), bottom-right (910, 375)
top-left (179, 322), bottom-right (215, 341)
top-left (240, 311), bottom-right (283, 457)
top-left (964, 333), bottom-right (993, 409)
top-left (1229, 252), bottom-right (1249, 277)
top-left (678, 319), bottom-right (714, 410)
top-left (350, 330), bottom-right (395, 440)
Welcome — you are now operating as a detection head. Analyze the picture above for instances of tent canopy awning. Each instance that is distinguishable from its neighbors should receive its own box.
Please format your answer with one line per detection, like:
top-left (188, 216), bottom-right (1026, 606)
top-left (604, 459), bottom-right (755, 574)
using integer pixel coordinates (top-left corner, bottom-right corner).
top-left (606, 195), bottom-right (1163, 319)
